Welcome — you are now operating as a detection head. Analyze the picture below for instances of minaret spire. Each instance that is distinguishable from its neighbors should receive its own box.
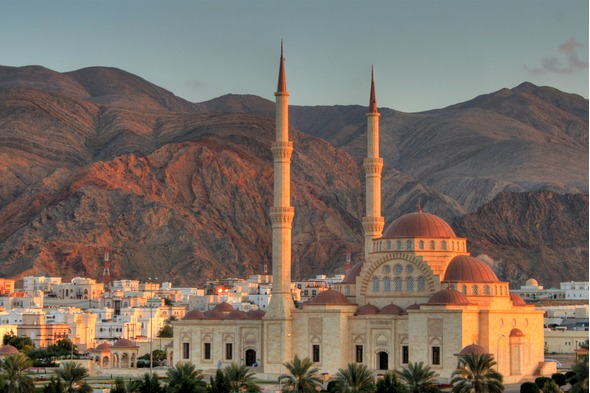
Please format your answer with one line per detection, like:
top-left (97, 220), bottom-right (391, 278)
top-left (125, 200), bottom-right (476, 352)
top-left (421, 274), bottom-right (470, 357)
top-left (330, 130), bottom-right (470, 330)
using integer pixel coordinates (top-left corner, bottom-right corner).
top-left (277, 40), bottom-right (287, 93)
top-left (363, 68), bottom-right (384, 260)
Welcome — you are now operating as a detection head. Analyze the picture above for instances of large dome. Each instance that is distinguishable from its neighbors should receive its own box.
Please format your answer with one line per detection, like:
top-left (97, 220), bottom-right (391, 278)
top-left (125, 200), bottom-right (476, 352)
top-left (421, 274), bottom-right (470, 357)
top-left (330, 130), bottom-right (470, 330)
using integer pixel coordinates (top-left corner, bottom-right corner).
top-left (443, 255), bottom-right (499, 282)
top-left (342, 262), bottom-right (363, 284)
top-left (383, 211), bottom-right (456, 238)
top-left (310, 289), bottom-right (351, 305)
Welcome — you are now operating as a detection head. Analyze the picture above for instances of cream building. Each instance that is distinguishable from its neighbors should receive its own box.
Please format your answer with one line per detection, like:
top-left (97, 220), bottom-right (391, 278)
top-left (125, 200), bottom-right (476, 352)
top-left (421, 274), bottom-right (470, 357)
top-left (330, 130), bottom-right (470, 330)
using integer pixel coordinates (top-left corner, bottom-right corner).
top-left (173, 47), bottom-right (546, 383)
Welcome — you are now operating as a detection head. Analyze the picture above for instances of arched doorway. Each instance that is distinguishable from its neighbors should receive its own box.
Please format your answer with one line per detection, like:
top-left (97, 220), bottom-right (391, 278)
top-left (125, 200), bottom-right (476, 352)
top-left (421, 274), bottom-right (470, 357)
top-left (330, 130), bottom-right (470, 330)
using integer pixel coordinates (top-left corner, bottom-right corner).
top-left (377, 351), bottom-right (388, 370)
top-left (245, 349), bottom-right (256, 366)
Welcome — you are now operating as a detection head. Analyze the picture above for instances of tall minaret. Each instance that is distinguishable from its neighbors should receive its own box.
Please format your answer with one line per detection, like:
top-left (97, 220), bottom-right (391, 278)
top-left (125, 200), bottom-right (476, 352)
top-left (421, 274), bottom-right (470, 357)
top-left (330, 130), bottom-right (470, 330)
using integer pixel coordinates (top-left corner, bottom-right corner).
top-left (362, 68), bottom-right (384, 260)
top-left (263, 44), bottom-right (295, 373)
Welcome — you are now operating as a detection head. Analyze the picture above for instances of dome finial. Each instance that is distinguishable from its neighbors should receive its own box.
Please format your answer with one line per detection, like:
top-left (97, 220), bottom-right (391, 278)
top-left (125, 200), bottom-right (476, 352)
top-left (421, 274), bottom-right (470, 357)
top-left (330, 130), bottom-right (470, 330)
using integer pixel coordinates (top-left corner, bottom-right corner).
top-left (417, 199), bottom-right (422, 213)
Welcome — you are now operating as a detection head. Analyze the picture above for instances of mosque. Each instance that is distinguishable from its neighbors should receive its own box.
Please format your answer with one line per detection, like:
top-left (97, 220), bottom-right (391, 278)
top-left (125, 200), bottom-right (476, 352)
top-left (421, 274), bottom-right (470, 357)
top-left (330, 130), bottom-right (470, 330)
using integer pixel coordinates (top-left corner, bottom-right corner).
top-left (173, 47), bottom-right (545, 383)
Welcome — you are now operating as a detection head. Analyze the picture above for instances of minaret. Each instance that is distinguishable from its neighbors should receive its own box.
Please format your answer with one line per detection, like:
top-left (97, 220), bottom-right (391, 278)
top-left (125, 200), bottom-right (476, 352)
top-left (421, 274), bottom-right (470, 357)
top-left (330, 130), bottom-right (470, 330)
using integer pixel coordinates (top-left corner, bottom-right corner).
top-left (362, 68), bottom-right (384, 260)
top-left (263, 44), bottom-right (295, 373)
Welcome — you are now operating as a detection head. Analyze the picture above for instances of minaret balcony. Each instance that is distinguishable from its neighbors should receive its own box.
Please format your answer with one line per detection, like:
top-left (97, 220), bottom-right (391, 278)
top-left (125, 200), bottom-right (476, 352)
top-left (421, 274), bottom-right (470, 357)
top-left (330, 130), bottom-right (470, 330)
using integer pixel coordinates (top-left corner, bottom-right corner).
top-left (270, 207), bottom-right (295, 223)
top-left (363, 157), bottom-right (383, 173)
top-left (362, 216), bottom-right (385, 232)
top-left (271, 142), bottom-right (293, 159)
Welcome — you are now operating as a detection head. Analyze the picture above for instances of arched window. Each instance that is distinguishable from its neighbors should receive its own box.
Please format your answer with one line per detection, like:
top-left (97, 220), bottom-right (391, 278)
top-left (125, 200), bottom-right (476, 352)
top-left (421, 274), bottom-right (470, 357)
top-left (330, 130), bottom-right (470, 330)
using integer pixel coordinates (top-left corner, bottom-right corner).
top-left (387, 241), bottom-right (392, 250)
top-left (406, 265), bottom-right (414, 274)
top-left (394, 264), bottom-right (403, 274)
top-left (406, 240), bottom-right (413, 249)
top-left (430, 240), bottom-right (435, 250)
top-left (345, 286), bottom-right (351, 296)
top-left (396, 241), bottom-right (402, 250)
top-left (418, 277), bottom-right (426, 291)
top-left (394, 277), bottom-right (402, 292)
top-left (419, 240), bottom-right (424, 250)
top-left (384, 277), bottom-right (391, 292)
top-left (472, 285), bottom-right (478, 295)
top-left (462, 285), bottom-right (467, 294)
top-left (484, 285), bottom-right (490, 295)
top-left (383, 265), bottom-right (390, 274)
top-left (406, 278), bottom-right (414, 292)
top-left (441, 240), bottom-right (447, 250)
top-left (372, 277), bottom-right (379, 292)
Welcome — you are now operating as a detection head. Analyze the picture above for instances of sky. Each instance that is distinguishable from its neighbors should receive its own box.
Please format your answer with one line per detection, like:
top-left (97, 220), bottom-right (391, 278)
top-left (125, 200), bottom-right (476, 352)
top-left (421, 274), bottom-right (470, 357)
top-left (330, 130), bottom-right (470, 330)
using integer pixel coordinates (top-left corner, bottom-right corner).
top-left (1, 0), bottom-right (588, 113)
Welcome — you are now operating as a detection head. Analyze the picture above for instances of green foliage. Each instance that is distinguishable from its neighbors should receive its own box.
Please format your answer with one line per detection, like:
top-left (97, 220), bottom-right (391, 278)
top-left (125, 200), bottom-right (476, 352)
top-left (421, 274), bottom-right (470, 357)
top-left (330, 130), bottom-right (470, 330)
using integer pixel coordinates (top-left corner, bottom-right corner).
top-left (520, 382), bottom-right (540, 393)
top-left (138, 373), bottom-right (164, 393)
top-left (222, 363), bottom-right (261, 393)
top-left (334, 363), bottom-right (375, 393)
top-left (138, 350), bottom-right (167, 367)
top-left (209, 369), bottom-right (231, 393)
top-left (541, 381), bottom-right (561, 393)
top-left (110, 377), bottom-right (129, 393)
top-left (534, 377), bottom-right (551, 389)
top-left (55, 361), bottom-right (90, 393)
top-left (166, 363), bottom-right (206, 393)
top-left (551, 373), bottom-right (567, 387)
top-left (375, 372), bottom-right (408, 393)
top-left (26, 348), bottom-right (57, 367)
top-left (157, 325), bottom-right (173, 338)
top-left (0, 354), bottom-right (35, 393)
top-left (43, 377), bottom-right (65, 393)
top-left (570, 355), bottom-right (589, 393)
top-left (396, 362), bottom-right (440, 393)
top-left (450, 353), bottom-right (504, 393)
top-left (2, 333), bottom-right (34, 352)
top-left (279, 355), bottom-right (323, 393)
top-left (49, 339), bottom-right (79, 358)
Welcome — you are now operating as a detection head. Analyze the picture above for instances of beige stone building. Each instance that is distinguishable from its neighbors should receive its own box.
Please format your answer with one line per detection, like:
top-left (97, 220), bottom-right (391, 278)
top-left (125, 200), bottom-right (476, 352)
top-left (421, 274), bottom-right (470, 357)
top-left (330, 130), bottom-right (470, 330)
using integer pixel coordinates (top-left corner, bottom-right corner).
top-left (173, 46), bottom-right (545, 383)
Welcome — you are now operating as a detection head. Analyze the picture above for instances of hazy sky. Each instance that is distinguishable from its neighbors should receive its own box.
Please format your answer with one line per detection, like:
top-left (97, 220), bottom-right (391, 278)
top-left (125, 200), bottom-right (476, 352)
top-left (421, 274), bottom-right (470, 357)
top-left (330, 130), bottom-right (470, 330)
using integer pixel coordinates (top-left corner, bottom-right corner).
top-left (1, 0), bottom-right (588, 112)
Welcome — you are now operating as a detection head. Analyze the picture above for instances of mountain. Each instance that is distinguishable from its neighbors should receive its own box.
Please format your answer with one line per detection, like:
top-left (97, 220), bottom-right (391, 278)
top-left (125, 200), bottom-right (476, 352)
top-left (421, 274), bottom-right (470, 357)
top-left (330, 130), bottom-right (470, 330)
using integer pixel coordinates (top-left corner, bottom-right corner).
top-left (0, 65), bottom-right (587, 287)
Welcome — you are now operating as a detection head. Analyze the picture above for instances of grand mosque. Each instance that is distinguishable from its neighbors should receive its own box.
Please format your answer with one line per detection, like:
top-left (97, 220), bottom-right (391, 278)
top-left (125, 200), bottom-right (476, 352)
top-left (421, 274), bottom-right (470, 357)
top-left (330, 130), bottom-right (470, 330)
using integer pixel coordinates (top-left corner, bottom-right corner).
top-left (173, 47), bottom-right (545, 383)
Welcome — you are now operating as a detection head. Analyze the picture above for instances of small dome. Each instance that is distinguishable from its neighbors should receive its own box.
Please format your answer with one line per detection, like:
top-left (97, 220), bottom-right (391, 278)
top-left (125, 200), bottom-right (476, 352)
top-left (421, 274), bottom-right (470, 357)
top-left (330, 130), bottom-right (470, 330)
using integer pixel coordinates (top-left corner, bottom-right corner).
top-left (443, 255), bottom-right (499, 282)
top-left (183, 310), bottom-right (206, 320)
top-left (227, 310), bottom-right (249, 320)
top-left (91, 342), bottom-right (111, 352)
top-left (342, 262), bottom-right (363, 284)
top-left (309, 289), bottom-right (351, 305)
top-left (510, 328), bottom-right (525, 337)
top-left (380, 303), bottom-right (404, 315)
top-left (356, 303), bottom-right (380, 315)
top-left (212, 302), bottom-right (235, 312)
top-left (247, 309), bottom-right (266, 319)
top-left (405, 303), bottom-right (421, 311)
top-left (204, 310), bottom-right (225, 319)
top-left (526, 278), bottom-right (539, 287)
top-left (0, 344), bottom-right (19, 355)
top-left (112, 338), bottom-right (137, 348)
top-left (455, 344), bottom-right (489, 356)
top-left (510, 293), bottom-right (527, 306)
top-left (427, 287), bottom-right (470, 305)
top-left (383, 211), bottom-right (456, 238)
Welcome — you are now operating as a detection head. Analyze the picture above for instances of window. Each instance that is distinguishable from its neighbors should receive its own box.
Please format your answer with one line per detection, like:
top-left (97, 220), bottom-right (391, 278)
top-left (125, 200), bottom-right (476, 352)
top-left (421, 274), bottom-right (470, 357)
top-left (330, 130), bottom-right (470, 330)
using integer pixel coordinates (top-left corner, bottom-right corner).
top-left (484, 285), bottom-right (490, 295)
top-left (418, 277), bottom-right (426, 291)
top-left (226, 343), bottom-right (233, 360)
top-left (419, 240), bottom-right (424, 250)
top-left (394, 277), bottom-right (402, 292)
top-left (182, 342), bottom-right (190, 359)
top-left (432, 346), bottom-right (440, 365)
top-left (345, 286), bottom-right (351, 296)
top-left (356, 345), bottom-right (363, 363)
top-left (402, 346), bottom-right (409, 364)
top-left (430, 240), bottom-right (435, 250)
top-left (312, 345), bottom-right (320, 362)
top-left (384, 277), bottom-right (391, 292)
top-left (204, 343), bottom-right (211, 360)
top-left (472, 285), bottom-right (478, 295)
top-left (372, 277), bottom-right (379, 292)
top-left (406, 240), bottom-right (412, 249)
top-left (441, 241), bottom-right (447, 250)
top-left (406, 278), bottom-right (414, 292)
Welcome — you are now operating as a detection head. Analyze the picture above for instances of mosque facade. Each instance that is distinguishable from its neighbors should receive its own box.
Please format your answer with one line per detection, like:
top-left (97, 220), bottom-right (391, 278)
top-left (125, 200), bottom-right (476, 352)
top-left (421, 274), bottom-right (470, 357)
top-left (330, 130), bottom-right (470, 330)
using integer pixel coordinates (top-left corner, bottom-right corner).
top-left (173, 47), bottom-right (545, 383)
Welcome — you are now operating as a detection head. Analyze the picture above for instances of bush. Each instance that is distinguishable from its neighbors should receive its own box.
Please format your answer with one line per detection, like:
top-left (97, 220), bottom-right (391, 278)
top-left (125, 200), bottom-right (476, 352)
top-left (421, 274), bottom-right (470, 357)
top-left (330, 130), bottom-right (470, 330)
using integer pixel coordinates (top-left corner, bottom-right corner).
top-left (521, 382), bottom-right (540, 393)
top-left (535, 377), bottom-right (551, 389)
top-left (541, 381), bottom-right (561, 393)
top-left (551, 373), bottom-right (567, 387)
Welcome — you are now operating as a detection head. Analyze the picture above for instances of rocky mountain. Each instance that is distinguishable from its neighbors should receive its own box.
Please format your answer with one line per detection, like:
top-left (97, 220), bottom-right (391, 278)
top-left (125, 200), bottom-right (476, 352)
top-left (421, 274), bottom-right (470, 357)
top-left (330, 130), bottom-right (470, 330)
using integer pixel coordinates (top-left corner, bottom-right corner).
top-left (0, 65), bottom-right (586, 287)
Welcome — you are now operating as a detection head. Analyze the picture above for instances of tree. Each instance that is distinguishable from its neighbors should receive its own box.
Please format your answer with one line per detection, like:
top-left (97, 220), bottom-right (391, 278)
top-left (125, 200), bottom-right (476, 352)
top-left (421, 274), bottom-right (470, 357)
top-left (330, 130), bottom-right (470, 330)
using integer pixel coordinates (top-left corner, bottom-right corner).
top-left (375, 372), bottom-right (407, 393)
top-left (2, 333), bottom-right (33, 352)
top-left (157, 325), bottom-right (173, 338)
top-left (570, 355), bottom-right (589, 393)
top-left (209, 369), bottom-right (231, 393)
top-left (450, 353), bottom-right (504, 393)
top-left (396, 362), bottom-right (440, 393)
top-left (43, 376), bottom-right (65, 393)
top-left (49, 338), bottom-right (79, 359)
top-left (0, 354), bottom-right (35, 393)
top-left (334, 363), bottom-right (375, 393)
top-left (279, 355), bottom-right (323, 393)
top-left (137, 373), bottom-right (164, 393)
top-left (166, 363), bottom-right (206, 393)
top-left (223, 363), bottom-right (261, 393)
top-left (519, 382), bottom-right (539, 393)
top-left (55, 361), bottom-right (90, 393)
top-left (551, 373), bottom-right (567, 387)
top-left (541, 381), bottom-right (560, 393)
top-left (138, 350), bottom-right (167, 367)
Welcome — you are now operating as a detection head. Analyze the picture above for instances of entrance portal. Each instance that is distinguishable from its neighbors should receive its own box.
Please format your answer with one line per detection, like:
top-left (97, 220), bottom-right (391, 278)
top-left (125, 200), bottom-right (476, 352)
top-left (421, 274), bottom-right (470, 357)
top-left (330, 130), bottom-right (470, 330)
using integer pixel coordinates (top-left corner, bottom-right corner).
top-left (245, 349), bottom-right (256, 367)
top-left (378, 351), bottom-right (388, 370)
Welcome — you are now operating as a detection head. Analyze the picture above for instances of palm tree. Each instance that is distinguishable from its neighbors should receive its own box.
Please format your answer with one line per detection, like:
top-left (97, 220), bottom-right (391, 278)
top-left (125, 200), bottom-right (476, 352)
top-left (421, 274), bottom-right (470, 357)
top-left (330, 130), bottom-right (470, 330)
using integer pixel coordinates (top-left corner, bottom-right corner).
top-left (55, 361), bottom-right (90, 393)
top-left (396, 362), bottom-right (440, 393)
top-left (0, 354), bottom-right (35, 393)
top-left (375, 372), bottom-right (407, 393)
top-left (334, 363), bottom-right (375, 393)
top-left (138, 373), bottom-right (163, 393)
top-left (223, 363), bottom-right (261, 392)
top-left (166, 363), bottom-right (206, 393)
top-left (450, 354), bottom-right (504, 393)
top-left (279, 355), bottom-right (323, 393)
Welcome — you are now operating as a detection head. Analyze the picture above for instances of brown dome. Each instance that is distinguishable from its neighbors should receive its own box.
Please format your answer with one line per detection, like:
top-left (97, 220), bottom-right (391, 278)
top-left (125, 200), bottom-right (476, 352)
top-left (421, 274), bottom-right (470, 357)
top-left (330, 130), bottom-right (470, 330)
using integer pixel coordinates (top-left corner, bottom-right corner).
top-left (310, 289), bottom-right (351, 305)
top-left (526, 278), bottom-right (539, 287)
top-left (91, 342), bottom-right (111, 352)
top-left (510, 328), bottom-right (525, 337)
top-left (204, 310), bottom-right (225, 319)
top-left (510, 293), bottom-right (527, 306)
top-left (342, 262), bottom-right (363, 284)
top-left (183, 310), bottom-right (206, 320)
top-left (0, 344), bottom-right (19, 355)
top-left (383, 211), bottom-right (456, 238)
top-left (380, 303), bottom-right (404, 315)
top-left (247, 309), bottom-right (266, 319)
top-left (427, 287), bottom-right (470, 305)
top-left (405, 303), bottom-right (421, 311)
top-left (212, 302), bottom-right (235, 312)
top-left (112, 338), bottom-right (138, 348)
top-left (455, 344), bottom-right (489, 356)
top-left (227, 310), bottom-right (249, 320)
top-left (443, 256), bottom-right (499, 282)
top-left (356, 303), bottom-right (380, 315)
